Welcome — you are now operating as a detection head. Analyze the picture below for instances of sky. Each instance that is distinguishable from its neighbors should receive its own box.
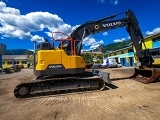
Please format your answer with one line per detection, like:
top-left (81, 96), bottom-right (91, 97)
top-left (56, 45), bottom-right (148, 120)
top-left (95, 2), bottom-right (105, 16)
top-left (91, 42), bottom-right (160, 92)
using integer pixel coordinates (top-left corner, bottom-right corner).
top-left (0, 0), bottom-right (160, 51)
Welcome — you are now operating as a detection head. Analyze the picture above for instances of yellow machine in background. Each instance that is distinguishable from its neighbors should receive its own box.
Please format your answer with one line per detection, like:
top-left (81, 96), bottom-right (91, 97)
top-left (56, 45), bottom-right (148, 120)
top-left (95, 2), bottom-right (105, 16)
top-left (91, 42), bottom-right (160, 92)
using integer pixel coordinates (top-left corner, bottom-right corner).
top-left (150, 48), bottom-right (160, 67)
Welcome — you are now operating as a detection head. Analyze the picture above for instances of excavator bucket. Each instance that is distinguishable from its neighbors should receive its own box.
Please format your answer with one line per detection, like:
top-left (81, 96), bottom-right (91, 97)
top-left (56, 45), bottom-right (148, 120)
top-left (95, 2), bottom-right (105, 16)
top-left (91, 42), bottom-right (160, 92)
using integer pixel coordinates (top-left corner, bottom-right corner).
top-left (129, 67), bottom-right (160, 83)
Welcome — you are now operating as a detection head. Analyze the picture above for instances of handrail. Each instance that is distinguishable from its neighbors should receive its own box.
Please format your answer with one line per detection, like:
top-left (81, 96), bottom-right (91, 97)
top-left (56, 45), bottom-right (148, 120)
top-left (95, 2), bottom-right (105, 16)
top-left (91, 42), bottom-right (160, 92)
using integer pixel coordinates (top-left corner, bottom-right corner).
top-left (52, 31), bottom-right (73, 55)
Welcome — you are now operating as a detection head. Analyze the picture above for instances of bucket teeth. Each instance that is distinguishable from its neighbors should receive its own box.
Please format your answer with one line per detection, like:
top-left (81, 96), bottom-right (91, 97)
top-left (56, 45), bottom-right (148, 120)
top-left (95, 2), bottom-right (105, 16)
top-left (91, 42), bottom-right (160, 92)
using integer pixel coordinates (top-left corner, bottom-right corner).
top-left (129, 67), bottom-right (160, 84)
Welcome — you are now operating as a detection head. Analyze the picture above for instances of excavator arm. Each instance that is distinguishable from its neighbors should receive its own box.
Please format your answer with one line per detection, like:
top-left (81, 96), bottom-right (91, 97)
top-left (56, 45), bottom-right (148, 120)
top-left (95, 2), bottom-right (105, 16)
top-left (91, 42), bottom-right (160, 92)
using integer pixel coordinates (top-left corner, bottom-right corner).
top-left (68, 9), bottom-right (160, 83)
top-left (68, 10), bottom-right (153, 68)
top-left (70, 19), bottom-right (128, 40)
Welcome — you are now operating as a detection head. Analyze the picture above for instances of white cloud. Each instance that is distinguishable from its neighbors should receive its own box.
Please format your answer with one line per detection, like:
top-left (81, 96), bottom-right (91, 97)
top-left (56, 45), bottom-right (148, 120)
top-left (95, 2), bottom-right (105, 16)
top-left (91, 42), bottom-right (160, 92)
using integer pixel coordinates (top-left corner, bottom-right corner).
top-left (1, 36), bottom-right (4, 39)
top-left (113, 37), bottom-right (126, 43)
top-left (114, 39), bottom-right (122, 43)
top-left (121, 38), bottom-right (126, 41)
top-left (45, 31), bottom-right (52, 38)
top-left (83, 36), bottom-right (104, 49)
top-left (103, 32), bottom-right (108, 36)
top-left (99, 40), bottom-right (104, 44)
top-left (72, 25), bottom-right (80, 31)
top-left (127, 36), bottom-right (131, 39)
top-left (31, 35), bottom-right (45, 42)
top-left (0, 1), bottom-right (104, 50)
top-left (83, 37), bottom-right (96, 46)
top-left (110, 0), bottom-right (119, 5)
top-left (99, 0), bottom-right (105, 3)
top-left (145, 27), bottom-right (160, 35)
top-left (81, 49), bottom-right (90, 52)
top-left (0, 1), bottom-right (20, 15)
top-left (90, 42), bottom-right (101, 49)
top-left (113, 27), bottom-right (160, 43)
top-left (28, 49), bottom-right (34, 52)
top-left (0, 1), bottom-right (72, 42)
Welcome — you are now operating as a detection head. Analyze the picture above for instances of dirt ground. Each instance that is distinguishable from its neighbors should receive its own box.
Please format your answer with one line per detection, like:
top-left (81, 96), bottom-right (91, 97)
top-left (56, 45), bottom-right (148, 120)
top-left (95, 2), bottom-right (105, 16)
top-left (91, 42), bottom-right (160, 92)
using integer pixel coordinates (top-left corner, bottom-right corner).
top-left (0, 68), bottom-right (160, 120)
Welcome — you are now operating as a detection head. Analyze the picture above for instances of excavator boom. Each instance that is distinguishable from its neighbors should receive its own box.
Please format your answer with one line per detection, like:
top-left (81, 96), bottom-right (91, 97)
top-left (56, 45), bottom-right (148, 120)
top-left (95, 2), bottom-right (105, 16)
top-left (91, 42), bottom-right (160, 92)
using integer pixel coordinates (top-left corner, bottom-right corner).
top-left (66, 9), bottom-right (160, 83)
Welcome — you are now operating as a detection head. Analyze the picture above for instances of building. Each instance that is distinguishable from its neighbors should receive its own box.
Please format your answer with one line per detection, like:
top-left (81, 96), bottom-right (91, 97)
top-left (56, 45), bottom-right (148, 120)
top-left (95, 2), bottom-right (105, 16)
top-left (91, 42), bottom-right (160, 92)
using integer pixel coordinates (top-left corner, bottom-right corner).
top-left (106, 46), bottom-right (134, 66)
top-left (142, 32), bottom-right (160, 49)
top-left (141, 32), bottom-right (160, 66)
top-left (0, 43), bottom-right (6, 68)
top-left (91, 51), bottom-right (103, 64)
top-left (2, 55), bottom-right (29, 68)
top-left (105, 32), bottom-right (160, 67)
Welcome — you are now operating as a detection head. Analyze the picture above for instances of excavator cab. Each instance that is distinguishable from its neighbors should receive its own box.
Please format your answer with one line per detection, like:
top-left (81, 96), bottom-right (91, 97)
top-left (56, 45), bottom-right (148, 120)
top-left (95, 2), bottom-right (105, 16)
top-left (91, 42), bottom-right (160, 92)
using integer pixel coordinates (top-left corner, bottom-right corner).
top-left (52, 32), bottom-right (81, 56)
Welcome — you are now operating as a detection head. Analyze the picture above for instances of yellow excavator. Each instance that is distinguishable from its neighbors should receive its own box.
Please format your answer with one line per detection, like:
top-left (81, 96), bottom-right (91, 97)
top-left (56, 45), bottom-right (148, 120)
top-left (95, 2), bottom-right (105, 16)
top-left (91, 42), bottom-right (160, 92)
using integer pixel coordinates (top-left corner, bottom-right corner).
top-left (14, 10), bottom-right (160, 98)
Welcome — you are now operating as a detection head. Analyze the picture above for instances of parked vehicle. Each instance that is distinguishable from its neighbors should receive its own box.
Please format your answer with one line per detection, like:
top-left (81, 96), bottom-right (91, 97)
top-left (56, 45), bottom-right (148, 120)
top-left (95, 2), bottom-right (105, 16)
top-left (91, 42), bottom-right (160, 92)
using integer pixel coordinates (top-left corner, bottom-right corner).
top-left (19, 64), bottom-right (24, 69)
top-left (91, 64), bottom-right (102, 69)
top-left (102, 58), bottom-right (118, 68)
top-left (117, 62), bottom-right (122, 67)
top-left (85, 64), bottom-right (93, 69)
top-left (10, 65), bottom-right (21, 72)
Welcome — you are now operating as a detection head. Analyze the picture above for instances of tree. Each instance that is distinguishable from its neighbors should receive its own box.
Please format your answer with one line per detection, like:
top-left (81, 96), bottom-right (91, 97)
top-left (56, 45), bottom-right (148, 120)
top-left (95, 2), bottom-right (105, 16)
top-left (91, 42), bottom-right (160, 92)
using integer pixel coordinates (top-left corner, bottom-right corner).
top-left (23, 50), bottom-right (33, 58)
top-left (93, 40), bottom-right (132, 53)
top-left (81, 53), bottom-right (93, 64)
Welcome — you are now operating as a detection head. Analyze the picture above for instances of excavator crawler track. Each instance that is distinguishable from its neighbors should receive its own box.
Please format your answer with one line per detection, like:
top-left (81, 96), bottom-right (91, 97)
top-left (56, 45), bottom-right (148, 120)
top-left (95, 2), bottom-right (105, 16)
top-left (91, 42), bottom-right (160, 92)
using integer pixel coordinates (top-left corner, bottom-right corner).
top-left (14, 72), bottom-right (106, 98)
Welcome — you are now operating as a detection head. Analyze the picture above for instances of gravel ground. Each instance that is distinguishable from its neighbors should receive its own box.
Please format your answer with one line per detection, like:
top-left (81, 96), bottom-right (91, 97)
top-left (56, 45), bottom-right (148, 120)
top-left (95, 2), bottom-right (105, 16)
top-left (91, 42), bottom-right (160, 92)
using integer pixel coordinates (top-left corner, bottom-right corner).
top-left (0, 68), bottom-right (160, 120)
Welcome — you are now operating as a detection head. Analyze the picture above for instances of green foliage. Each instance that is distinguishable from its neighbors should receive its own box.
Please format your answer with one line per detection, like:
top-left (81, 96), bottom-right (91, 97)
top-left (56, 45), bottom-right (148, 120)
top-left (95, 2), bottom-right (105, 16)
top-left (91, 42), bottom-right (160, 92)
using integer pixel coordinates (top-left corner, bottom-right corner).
top-left (28, 55), bottom-right (34, 63)
top-left (5, 49), bottom-right (34, 55)
top-left (94, 40), bottom-right (131, 53)
top-left (81, 53), bottom-right (93, 64)
top-left (23, 50), bottom-right (34, 58)
top-left (23, 50), bottom-right (33, 55)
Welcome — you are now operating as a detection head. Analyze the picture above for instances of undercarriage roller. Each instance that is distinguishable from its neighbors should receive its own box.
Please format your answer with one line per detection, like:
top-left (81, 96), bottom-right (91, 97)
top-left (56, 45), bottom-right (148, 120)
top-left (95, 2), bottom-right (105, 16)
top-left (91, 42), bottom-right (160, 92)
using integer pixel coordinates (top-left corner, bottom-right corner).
top-left (129, 67), bottom-right (160, 83)
top-left (14, 84), bottom-right (31, 98)
top-left (13, 70), bottom-right (111, 99)
top-left (14, 77), bottom-right (106, 98)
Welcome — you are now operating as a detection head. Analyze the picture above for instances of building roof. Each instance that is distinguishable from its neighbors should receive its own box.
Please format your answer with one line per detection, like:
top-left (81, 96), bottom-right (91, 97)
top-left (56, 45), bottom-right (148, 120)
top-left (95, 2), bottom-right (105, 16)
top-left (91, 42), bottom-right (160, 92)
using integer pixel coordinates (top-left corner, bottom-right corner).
top-left (82, 51), bottom-right (103, 54)
top-left (105, 32), bottom-right (160, 55)
top-left (105, 46), bottom-right (132, 54)
top-left (144, 32), bottom-right (160, 40)
top-left (2, 55), bottom-right (28, 60)
top-left (91, 51), bottom-right (103, 54)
